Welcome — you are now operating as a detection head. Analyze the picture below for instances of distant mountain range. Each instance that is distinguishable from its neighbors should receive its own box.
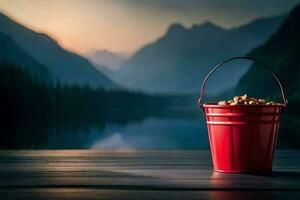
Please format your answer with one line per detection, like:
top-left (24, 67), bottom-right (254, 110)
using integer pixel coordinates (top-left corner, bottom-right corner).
top-left (0, 12), bottom-right (117, 89)
top-left (86, 49), bottom-right (128, 71)
top-left (113, 15), bottom-right (286, 94)
top-left (234, 4), bottom-right (300, 147)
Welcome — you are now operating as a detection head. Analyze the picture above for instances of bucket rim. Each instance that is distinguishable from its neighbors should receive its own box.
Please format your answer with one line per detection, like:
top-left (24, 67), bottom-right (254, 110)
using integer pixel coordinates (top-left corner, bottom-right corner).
top-left (203, 102), bottom-right (284, 108)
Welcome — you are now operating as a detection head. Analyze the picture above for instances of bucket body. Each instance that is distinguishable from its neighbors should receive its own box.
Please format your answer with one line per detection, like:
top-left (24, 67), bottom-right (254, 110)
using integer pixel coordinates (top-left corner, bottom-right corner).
top-left (204, 103), bottom-right (283, 174)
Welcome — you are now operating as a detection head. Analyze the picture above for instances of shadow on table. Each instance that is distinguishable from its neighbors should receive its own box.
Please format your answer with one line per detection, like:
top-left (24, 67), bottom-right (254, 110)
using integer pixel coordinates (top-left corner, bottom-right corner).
top-left (270, 171), bottom-right (300, 178)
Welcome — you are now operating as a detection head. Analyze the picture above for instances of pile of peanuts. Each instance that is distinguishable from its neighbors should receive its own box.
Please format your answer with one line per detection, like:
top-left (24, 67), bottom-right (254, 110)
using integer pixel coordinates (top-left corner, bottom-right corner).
top-left (218, 94), bottom-right (278, 106)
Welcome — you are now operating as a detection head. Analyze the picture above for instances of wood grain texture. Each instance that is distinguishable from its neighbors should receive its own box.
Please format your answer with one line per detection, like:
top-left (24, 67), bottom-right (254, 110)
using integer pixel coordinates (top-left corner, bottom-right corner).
top-left (1, 189), bottom-right (300, 200)
top-left (0, 150), bottom-right (299, 199)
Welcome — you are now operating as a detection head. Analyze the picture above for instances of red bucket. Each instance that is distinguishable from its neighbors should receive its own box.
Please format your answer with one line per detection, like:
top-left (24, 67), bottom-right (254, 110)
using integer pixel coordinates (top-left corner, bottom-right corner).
top-left (198, 57), bottom-right (287, 174)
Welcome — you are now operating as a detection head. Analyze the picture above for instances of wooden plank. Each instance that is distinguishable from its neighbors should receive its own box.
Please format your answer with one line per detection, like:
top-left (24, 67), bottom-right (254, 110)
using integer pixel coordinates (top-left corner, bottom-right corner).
top-left (1, 188), bottom-right (300, 200)
top-left (0, 150), bottom-right (300, 190)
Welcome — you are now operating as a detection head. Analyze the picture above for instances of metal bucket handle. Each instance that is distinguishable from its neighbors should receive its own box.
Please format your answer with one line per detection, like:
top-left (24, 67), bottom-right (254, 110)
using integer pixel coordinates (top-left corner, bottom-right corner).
top-left (198, 56), bottom-right (288, 114)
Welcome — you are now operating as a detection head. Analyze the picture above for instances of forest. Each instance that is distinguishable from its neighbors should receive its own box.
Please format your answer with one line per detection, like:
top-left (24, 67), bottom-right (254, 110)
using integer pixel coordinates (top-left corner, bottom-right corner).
top-left (0, 62), bottom-right (194, 148)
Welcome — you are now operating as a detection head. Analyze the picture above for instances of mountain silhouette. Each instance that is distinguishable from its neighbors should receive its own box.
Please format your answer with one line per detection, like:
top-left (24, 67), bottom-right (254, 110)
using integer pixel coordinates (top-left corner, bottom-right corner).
top-left (0, 31), bottom-right (51, 81)
top-left (115, 15), bottom-right (286, 94)
top-left (0, 12), bottom-right (117, 88)
top-left (236, 7), bottom-right (300, 98)
top-left (235, 4), bottom-right (300, 147)
top-left (86, 49), bottom-right (127, 71)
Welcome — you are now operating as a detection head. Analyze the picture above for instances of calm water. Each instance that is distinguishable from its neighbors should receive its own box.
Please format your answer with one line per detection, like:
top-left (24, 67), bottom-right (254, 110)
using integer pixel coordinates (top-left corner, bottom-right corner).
top-left (5, 105), bottom-right (294, 149)
top-left (39, 117), bottom-right (209, 150)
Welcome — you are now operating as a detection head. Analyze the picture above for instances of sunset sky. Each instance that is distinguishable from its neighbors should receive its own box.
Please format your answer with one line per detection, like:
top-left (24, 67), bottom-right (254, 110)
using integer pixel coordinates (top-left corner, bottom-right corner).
top-left (0, 0), bottom-right (299, 55)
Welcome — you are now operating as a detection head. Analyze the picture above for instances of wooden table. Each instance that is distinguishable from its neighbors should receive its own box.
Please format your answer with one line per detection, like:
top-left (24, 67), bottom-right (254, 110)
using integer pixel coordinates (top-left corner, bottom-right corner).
top-left (0, 150), bottom-right (299, 199)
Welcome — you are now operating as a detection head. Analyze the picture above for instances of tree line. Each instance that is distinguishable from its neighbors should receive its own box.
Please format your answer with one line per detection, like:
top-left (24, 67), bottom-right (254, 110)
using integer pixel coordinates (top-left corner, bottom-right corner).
top-left (0, 62), bottom-right (190, 148)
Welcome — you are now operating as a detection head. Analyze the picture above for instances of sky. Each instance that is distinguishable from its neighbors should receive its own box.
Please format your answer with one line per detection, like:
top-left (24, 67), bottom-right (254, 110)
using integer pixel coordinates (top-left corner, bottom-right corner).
top-left (0, 0), bottom-right (299, 55)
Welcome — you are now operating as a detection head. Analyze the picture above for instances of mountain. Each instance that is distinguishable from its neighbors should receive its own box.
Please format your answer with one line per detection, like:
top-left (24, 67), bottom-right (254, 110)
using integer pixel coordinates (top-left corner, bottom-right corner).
top-left (115, 22), bottom-right (226, 93)
top-left (86, 49), bottom-right (127, 71)
top-left (115, 16), bottom-right (286, 94)
top-left (235, 4), bottom-right (300, 147)
top-left (0, 12), bottom-right (117, 88)
top-left (0, 31), bottom-right (51, 81)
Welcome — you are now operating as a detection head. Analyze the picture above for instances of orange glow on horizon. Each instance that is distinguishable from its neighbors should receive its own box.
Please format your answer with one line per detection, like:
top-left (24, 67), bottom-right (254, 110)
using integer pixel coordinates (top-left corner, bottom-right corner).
top-left (0, 0), bottom-right (298, 55)
top-left (0, 0), bottom-right (167, 55)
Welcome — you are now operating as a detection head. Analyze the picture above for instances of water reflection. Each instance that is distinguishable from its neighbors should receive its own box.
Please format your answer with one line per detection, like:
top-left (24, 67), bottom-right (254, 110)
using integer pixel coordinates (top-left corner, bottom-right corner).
top-left (40, 117), bottom-right (209, 150)
top-left (4, 104), bottom-right (290, 149)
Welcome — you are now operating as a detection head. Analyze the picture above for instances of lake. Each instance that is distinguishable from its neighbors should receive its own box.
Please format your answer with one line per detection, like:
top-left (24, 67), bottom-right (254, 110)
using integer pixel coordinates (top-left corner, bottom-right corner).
top-left (39, 116), bottom-right (209, 150)
top-left (2, 105), bottom-right (293, 150)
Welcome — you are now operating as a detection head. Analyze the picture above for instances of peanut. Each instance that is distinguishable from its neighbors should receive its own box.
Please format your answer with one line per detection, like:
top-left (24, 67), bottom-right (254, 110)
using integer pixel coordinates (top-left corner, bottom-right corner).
top-left (217, 94), bottom-right (278, 106)
top-left (227, 100), bottom-right (234, 104)
top-left (241, 94), bottom-right (248, 100)
top-left (258, 99), bottom-right (266, 104)
top-left (218, 101), bottom-right (228, 106)
top-left (233, 96), bottom-right (240, 101)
